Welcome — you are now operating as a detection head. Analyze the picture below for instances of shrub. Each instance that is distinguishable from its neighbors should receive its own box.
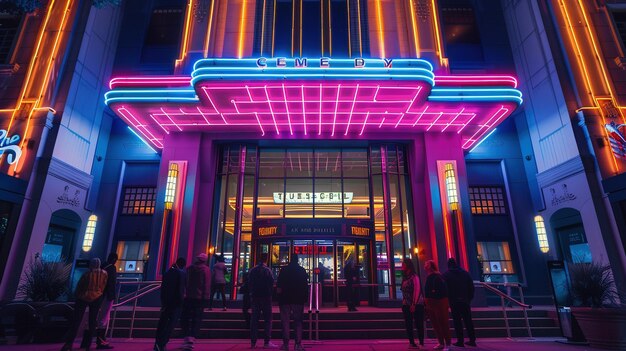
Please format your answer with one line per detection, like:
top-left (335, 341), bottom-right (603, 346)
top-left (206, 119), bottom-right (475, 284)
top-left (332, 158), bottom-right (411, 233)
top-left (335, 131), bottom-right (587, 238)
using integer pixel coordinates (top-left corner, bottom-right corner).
top-left (17, 256), bottom-right (71, 302)
top-left (568, 261), bottom-right (619, 308)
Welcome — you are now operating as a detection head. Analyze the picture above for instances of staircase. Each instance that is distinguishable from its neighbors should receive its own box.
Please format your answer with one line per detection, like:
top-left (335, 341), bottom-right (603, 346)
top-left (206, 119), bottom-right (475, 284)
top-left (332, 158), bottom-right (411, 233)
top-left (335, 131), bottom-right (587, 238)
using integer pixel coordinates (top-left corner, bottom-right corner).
top-left (109, 306), bottom-right (561, 340)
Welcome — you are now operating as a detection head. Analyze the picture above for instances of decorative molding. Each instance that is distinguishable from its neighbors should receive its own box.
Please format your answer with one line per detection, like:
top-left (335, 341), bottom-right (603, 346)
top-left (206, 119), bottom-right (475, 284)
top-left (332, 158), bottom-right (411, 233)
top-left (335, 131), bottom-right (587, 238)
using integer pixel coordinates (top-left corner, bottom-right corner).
top-left (536, 156), bottom-right (585, 188)
top-left (56, 185), bottom-right (81, 207)
top-left (548, 183), bottom-right (577, 207)
top-left (47, 157), bottom-right (93, 190)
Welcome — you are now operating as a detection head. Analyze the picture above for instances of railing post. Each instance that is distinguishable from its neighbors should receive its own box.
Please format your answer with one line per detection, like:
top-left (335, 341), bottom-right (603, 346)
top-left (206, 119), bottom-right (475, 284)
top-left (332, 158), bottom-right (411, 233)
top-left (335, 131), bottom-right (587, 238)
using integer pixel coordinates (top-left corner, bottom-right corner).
top-left (129, 282), bottom-right (140, 339)
top-left (308, 283), bottom-right (313, 341)
top-left (501, 296), bottom-right (511, 339)
top-left (109, 281), bottom-right (122, 338)
top-left (315, 282), bottom-right (320, 341)
top-left (518, 285), bottom-right (533, 338)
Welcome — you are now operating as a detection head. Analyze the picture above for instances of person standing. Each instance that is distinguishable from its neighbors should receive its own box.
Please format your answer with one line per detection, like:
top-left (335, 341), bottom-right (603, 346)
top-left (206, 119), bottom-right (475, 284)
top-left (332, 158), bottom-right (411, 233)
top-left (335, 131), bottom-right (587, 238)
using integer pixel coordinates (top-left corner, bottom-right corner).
top-left (180, 253), bottom-right (211, 350)
top-left (343, 259), bottom-right (359, 311)
top-left (424, 260), bottom-right (451, 350)
top-left (443, 258), bottom-right (477, 348)
top-left (209, 255), bottom-right (228, 311)
top-left (248, 253), bottom-right (277, 349)
top-left (401, 258), bottom-right (424, 349)
top-left (61, 258), bottom-right (108, 351)
top-left (95, 253), bottom-right (118, 349)
top-left (239, 271), bottom-right (251, 328)
top-left (154, 257), bottom-right (187, 351)
top-left (277, 254), bottom-right (308, 351)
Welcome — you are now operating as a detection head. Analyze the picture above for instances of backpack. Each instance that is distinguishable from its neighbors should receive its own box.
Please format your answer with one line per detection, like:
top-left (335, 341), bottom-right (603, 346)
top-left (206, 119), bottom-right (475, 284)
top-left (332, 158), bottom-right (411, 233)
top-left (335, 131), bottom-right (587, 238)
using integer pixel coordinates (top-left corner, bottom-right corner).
top-left (76, 269), bottom-right (107, 302)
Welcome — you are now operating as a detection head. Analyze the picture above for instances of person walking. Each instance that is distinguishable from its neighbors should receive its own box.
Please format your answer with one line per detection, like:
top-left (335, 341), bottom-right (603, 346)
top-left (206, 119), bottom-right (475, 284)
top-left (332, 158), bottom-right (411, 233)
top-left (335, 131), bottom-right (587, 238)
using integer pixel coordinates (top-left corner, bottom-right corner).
top-left (277, 254), bottom-right (308, 351)
top-left (61, 258), bottom-right (108, 351)
top-left (180, 253), bottom-right (211, 350)
top-left (443, 258), bottom-right (477, 348)
top-left (401, 258), bottom-right (425, 349)
top-left (343, 259), bottom-right (359, 311)
top-left (94, 253), bottom-right (118, 349)
top-left (209, 254), bottom-right (228, 311)
top-left (248, 253), bottom-right (277, 349)
top-left (154, 257), bottom-right (187, 351)
top-left (424, 260), bottom-right (451, 350)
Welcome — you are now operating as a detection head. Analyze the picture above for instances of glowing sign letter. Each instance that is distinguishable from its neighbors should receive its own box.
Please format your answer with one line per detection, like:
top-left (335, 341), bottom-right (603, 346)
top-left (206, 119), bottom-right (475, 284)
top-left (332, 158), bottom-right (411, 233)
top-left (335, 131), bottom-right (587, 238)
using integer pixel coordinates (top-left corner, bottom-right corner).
top-left (320, 57), bottom-right (330, 68)
top-left (0, 129), bottom-right (22, 165)
top-left (276, 57), bottom-right (287, 67)
top-left (354, 58), bottom-right (365, 68)
top-left (295, 57), bottom-right (308, 68)
top-left (256, 57), bottom-right (267, 68)
top-left (383, 58), bottom-right (393, 68)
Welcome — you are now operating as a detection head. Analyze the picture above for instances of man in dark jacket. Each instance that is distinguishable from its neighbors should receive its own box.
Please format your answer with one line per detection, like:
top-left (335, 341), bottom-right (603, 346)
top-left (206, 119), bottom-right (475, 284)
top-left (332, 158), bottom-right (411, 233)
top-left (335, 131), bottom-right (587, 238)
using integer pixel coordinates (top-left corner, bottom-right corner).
top-left (180, 253), bottom-right (211, 350)
top-left (154, 257), bottom-right (187, 351)
top-left (344, 259), bottom-right (359, 311)
top-left (443, 258), bottom-right (477, 347)
top-left (95, 253), bottom-right (118, 349)
top-left (248, 253), bottom-right (276, 349)
top-left (277, 254), bottom-right (308, 351)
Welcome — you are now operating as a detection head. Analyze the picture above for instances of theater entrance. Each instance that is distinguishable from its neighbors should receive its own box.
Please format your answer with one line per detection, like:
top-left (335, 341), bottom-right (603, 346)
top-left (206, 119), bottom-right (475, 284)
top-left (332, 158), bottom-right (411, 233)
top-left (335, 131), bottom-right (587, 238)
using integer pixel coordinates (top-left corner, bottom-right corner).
top-left (256, 238), bottom-right (374, 307)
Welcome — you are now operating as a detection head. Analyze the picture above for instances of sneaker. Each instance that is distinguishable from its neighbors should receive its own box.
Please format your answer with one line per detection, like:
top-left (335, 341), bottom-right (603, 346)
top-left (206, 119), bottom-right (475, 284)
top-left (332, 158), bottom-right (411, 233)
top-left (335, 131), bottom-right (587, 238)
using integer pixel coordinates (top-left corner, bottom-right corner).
top-left (294, 344), bottom-right (305, 351)
top-left (409, 343), bottom-right (420, 349)
top-left (263, 342), bottom-right (279, 349)
top-left (465, 341), bottom-right (477, 347)
top-left (453, 341), bottom-right (465, 347)
top-left (279, 344), bottom-right (289, 351)
top-left (433, 344), bottom-right (445, 350)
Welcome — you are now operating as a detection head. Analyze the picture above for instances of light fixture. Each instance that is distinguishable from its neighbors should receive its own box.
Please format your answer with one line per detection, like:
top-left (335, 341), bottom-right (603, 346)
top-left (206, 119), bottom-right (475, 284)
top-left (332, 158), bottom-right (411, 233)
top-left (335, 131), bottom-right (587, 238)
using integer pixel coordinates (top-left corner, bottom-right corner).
top-left (82, 215), bottom-right (97, 252)
top-left (165, 163), bottom-right (179, 210)
top-left (413, 246), bottom-right (419, 255)
top-left (534, 215), bottom-right (550, 253)
top-left (444, 163), bottom-right (459, 210)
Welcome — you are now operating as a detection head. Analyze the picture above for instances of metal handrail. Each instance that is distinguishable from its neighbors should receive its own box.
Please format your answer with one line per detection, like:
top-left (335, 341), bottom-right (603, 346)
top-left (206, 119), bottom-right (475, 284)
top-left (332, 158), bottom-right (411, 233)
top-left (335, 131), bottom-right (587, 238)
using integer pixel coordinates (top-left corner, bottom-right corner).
top-left (476, 281), bottom-right (533, 339)
top-left (314, 282), bottom-right (320, 340)
top-left (308, 282), bottom-right (314, 340)
top-left (109, 280), bottom-right (162, 339)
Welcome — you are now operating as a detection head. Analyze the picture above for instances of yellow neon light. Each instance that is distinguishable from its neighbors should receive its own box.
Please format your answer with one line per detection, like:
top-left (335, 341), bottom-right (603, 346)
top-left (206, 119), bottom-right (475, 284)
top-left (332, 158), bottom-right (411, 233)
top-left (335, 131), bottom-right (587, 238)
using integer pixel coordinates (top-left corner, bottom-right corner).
top-left (409, 0), bottom-right (420, 57)
top-left (237, 0), bottom-right (248, 58)
top-left (375, 0), bottom-right (385, 58)
top-left (203, 0), bottom-right (216, 57)
top-left (430, 0), bottom-right (445, 66)
top-left (176, 0), bottom-right (194, 66)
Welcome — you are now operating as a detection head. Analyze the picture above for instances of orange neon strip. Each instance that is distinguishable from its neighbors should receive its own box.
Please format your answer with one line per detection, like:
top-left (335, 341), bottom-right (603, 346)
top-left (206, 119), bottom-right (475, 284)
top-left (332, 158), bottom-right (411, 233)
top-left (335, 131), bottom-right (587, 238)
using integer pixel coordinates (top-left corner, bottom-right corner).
top-left (430, 0), bottom-right (445, 66)
top-left (375, 0), bottom-right (385, 58)
top-left (176, 0), bottom-right (194, 65)
top-left (299, 0), bottom-right (303, 57)
top-left (203, 0), bottom-right (216, 57)
top-left (237, 0), bottom-right (248, 58)
top-left (409, 0), bottom-right (420, 57)
top-left (259, 0), bottom-right (267, 56)
top-left (291, 0), bottom-right (296, 57)
top-left (272, 0), bottom-right (276, 56)
top-left (347, 0), bottom-right (351, 57)
top-left (356, 0), bottom-right (363, 56)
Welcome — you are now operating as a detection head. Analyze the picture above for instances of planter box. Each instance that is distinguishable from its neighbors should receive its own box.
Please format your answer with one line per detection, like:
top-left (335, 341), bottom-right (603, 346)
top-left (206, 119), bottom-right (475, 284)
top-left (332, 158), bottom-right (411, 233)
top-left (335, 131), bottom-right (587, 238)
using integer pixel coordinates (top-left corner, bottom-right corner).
top-left (571, 307), bottom-right (626, 350)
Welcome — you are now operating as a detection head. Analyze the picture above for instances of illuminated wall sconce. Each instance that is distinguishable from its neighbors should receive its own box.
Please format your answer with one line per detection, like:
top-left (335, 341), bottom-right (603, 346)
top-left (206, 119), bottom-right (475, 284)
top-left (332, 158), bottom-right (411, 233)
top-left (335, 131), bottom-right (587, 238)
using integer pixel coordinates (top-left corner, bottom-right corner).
top-left (444, 163), bottom-right (459, 210)
top-left (83, 215), bottom-right (97, 252)
top-left (413, 246), bottom-right (419, 255)
top-left (165, 163), bottom-right (179, 210)
top-left (209, 246), bottom-right (215, 255)
top-left (534, 215), bottom-right (550, 253)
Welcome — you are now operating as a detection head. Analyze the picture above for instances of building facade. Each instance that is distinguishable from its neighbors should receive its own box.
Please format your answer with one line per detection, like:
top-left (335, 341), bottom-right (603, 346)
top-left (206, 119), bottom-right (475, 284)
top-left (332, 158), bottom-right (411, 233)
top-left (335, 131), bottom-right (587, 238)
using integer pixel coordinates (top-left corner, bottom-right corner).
top-left (0, 0), bottom-right (625, 306)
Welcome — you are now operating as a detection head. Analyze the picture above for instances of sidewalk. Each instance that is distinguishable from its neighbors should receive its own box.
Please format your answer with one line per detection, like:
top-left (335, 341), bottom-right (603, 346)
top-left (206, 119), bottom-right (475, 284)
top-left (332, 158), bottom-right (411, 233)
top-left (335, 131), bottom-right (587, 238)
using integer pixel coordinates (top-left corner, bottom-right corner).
top-left (0, 338), bottom-right (600, 351)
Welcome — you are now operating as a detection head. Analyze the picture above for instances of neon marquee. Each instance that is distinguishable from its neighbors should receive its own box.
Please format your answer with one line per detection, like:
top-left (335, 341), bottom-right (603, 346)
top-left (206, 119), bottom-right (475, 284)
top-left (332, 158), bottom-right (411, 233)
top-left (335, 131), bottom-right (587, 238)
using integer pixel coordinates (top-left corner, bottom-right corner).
top-left (273, 192), bottom-right (354, 204)
top-left (104, 58), bottom-right (522, 150)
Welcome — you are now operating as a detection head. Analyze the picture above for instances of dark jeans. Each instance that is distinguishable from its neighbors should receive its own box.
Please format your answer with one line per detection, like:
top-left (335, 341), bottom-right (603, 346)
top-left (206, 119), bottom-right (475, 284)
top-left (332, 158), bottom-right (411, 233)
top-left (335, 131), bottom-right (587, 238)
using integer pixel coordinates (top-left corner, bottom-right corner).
top-left (279, 304), bottom-right (304, 346)
top-left (64, 298), bottom-right (103, 348)
top-left (346, 283), bottom-right (359, 310)
top-left (450, 301), bottom-right (476, 343)
top-left (243, 293), bottom-right (251, 328)
top-left (155, 304), bottom-right (182, 348)
top-left (180, 299), bottom-right (205, 338)
top-left (250, 296), bottom-right (273, 344)
top-left (209, 283), bottom-right (226, 308)
top-left (402, 304), bottom-right (425, 345)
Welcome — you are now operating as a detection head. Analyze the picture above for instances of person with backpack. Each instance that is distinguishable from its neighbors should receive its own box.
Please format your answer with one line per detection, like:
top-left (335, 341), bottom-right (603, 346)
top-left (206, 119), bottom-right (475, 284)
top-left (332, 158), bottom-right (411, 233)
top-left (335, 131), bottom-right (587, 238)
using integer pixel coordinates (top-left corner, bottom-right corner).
top-left (424, 260), bottom-right (451, 350)
top-left (277, 253), bottom-right (309, 351)
top-left (401, 258), bottom-right (424, 349)
top-left (180, 253), bottom-right (211, 350)
top-left (61, 258), bottom-right (108, 351)
top-left (95, 253), bottom-right (118, 349)
top-left (248, 253), bottom-right (277, 349)
top-left (154, 257), bottom-right (187, 351)
top-left (209, 254), bottom-right (228, 311)
top-left (443, 258), bottom-right (477, 348)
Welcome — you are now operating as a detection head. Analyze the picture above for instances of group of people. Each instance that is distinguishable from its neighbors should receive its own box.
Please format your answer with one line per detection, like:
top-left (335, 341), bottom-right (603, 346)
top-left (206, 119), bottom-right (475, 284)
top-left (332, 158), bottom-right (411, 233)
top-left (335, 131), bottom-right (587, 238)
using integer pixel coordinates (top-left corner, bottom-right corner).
top-left (400, 257), bottom-right (476, 350)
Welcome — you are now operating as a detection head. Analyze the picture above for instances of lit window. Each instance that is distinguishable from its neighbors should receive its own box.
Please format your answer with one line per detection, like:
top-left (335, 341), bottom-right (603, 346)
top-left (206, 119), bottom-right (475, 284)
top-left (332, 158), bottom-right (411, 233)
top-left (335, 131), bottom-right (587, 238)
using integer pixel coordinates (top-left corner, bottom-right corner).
top-left (82, 215), bottom-right (97, 252)
top-left (469, 186), bottom-right (506, 215)
top-left (444, 163), bottom-right (459, 210)
top-left (115, 241), bottom-right (150, 273)
top-left (122, 187), bottom-right (157, 215)
top-left (477, 241), bottom-right (514, 274)
top-left (534, 215), bottom-right (549, 253)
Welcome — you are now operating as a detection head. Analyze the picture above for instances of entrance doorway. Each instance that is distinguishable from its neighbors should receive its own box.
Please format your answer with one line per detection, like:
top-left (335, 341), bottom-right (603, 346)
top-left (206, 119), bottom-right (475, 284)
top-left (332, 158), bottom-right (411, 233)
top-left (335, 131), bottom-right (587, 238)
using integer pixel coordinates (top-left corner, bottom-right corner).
top-left (257, 239), bottom-right (373, 307)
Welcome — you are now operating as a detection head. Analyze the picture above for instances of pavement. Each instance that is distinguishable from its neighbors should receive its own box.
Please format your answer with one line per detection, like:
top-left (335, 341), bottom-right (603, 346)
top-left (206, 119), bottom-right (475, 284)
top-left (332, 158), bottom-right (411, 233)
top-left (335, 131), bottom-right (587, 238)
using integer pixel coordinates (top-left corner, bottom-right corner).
top-left (0, 338), bottom-right (601, 351)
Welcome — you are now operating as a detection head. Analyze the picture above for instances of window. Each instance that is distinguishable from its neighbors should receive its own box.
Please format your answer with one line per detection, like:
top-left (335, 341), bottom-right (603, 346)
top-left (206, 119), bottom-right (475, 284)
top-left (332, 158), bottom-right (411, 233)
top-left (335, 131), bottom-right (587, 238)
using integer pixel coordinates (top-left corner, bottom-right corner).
top-left (611, 11), bottom-right (626, 51)
top-left (0, 13), bottom-right (21, 63)
top-left (477, 241), bottom-right (514, 275)
top-left (122, 187), bottom-right (157, 215)
top-left (141, 7), bottom-right (184, 64)
top-left (115, 241), bottom-right (150, 273)
top-left (469, 186), bottom-right (506, 215)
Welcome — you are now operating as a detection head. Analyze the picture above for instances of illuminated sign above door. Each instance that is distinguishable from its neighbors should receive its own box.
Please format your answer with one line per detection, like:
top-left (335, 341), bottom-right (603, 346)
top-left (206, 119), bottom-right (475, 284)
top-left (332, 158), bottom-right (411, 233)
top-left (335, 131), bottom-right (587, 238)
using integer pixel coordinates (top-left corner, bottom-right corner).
top-left (0, 129), bottom-right (22, 165)
top-left (273, 192), bottom-right (354, 204)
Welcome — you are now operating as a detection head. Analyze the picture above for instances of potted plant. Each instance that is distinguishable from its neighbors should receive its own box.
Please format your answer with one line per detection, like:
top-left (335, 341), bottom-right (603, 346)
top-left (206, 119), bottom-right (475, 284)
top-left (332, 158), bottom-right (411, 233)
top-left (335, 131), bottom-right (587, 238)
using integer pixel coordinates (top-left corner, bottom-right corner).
top-left (568, 261), bottom-right (626, 350)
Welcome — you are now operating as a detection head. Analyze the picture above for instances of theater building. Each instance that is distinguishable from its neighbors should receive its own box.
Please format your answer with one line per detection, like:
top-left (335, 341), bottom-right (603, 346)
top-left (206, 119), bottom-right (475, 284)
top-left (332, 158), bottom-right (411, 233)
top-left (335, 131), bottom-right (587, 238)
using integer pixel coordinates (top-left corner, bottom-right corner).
top-left (1, 0), bottom-right (626, 306)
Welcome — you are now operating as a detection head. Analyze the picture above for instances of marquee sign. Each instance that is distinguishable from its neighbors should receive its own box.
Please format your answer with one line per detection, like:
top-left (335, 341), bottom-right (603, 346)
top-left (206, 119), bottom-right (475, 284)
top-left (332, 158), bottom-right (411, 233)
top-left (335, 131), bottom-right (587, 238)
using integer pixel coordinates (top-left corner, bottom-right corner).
top-left (273, 192), bottom-right (354, 204)
top-left (0, 129), bottom-right (22, 165)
